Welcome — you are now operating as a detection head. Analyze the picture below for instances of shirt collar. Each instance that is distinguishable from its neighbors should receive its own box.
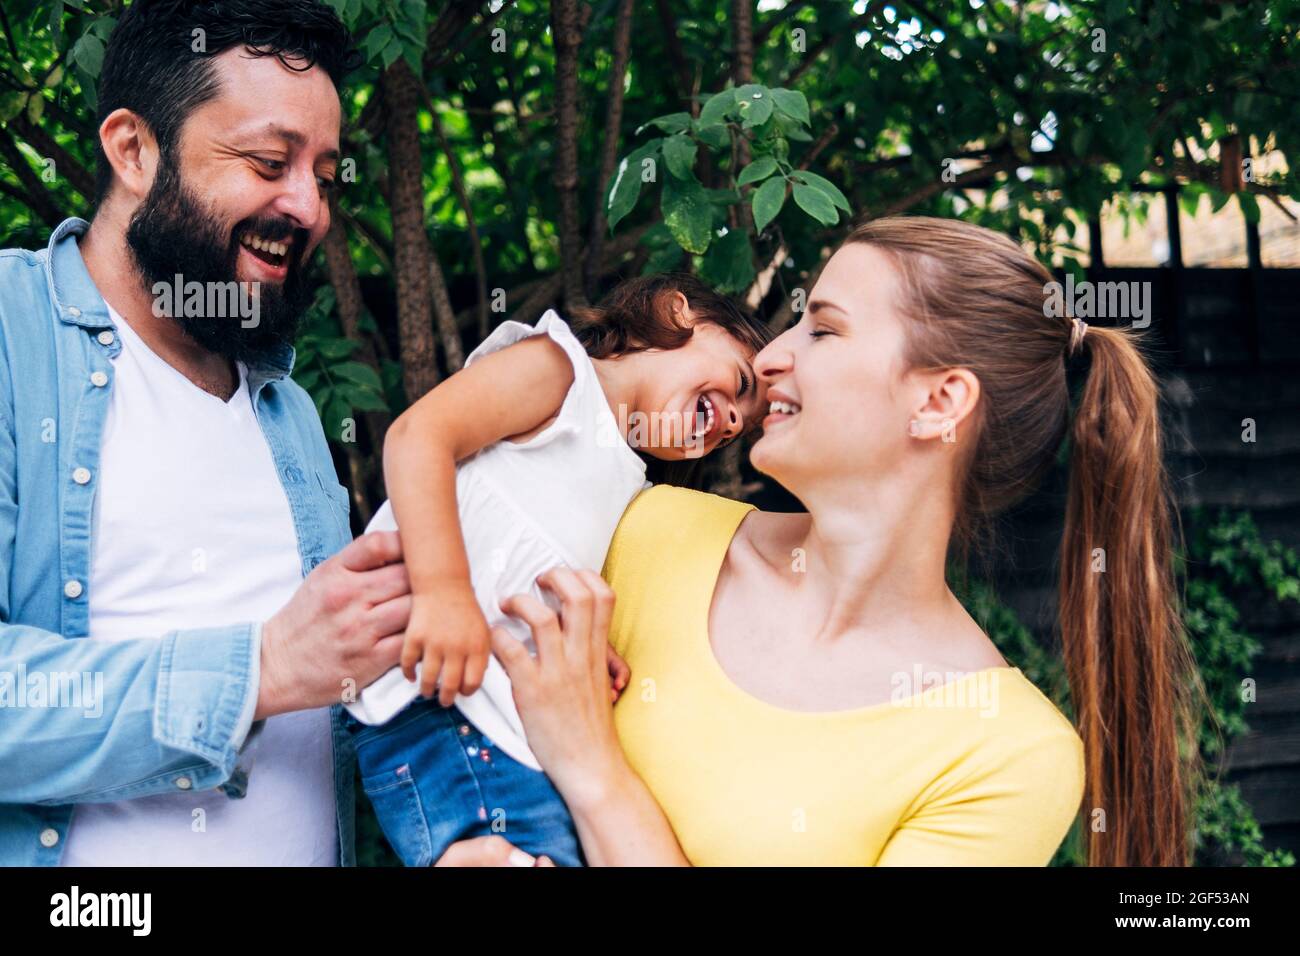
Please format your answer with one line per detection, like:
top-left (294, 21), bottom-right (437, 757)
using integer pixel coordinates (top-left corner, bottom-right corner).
top-left (45, 217), bottom-right (296, 384)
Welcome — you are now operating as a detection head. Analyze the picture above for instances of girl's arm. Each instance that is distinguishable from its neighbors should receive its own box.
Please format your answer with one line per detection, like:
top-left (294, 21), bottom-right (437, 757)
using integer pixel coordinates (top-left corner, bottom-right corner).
top-left (382, 334), bottom-right (574, 704)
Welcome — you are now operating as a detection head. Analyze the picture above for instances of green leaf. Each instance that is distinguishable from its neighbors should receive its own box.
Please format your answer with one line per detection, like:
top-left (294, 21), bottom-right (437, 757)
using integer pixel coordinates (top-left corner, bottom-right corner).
top-left (294, 369), bottom-right (323, 392)
top-left (342, 384), bottom-right (390, 413)
top-left (695, 123), bottom-right (730, 148)
top-left (71, 34), bottom-right (105, 76)
top-left (642, 242), bottom-right (685, 275)
top-left (662, 134), bottom-right (697, 180)
top-left (792, 181), bottom-right (840, 226)
top-left (662, 174), bottom-right (713, 254)
top-left (44, 65), bottom-right (65, 88)
top-left (381, 36), bottom-right (404, 70)
top-left (698, 229), bottom-right (756, 294)
top-left (792, 170), bottom-right (850, 212)
top-left (751, 177), bottom-right (787, 232)
top-left (319, 337), bottom-right (358, 359)
top-left (771, 88), bottom-right (810, 126)
top-left (640, 112), bottom-right (691, 135)
top-left (25, 93), bottom-right (43, 125)
top-left (324, 394), bottom-right (352, 438)
top-left (0, 93), bottom-right (25, 124)
top-left (736, 84), bottom-right (774, 129)
top-left (88, 16), bottom-right (117, 39)
top-left (607, 138), bottom-right (662, 231)
top-left (698, 89), bottom-right (736, 128)
top-left (364, 25), bottom-right (394, 63)
top-left (737, 156), bottom-right (779, 187)
top-left (333, 361), bottom-right (384, 391)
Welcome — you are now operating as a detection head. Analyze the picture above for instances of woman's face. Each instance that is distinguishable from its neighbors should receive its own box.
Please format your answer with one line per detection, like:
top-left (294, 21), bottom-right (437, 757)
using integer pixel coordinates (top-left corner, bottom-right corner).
top-left (750, 243), bottom-right (919, 489)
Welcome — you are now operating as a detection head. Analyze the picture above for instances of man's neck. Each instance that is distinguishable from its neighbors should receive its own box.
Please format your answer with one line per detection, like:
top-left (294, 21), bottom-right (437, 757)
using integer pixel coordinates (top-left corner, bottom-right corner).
top-left (79, 208), bottom-right (239, 401)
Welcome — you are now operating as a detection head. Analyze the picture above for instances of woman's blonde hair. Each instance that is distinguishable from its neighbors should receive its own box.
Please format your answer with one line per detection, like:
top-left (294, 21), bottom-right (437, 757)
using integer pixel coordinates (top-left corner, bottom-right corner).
top-left (847, 215), bottom-right (1201, 866)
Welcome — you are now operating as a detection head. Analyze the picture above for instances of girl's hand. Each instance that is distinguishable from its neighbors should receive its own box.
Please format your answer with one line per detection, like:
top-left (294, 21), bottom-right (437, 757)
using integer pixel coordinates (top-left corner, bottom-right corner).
top-left (489, 567), bottom-right (626, 811)
top-left (608, 644), bottom-right (631, 703)
top-left (399, 587), bottom-right (491, 706)
top-left (434, 835), bottom-right (555, 867)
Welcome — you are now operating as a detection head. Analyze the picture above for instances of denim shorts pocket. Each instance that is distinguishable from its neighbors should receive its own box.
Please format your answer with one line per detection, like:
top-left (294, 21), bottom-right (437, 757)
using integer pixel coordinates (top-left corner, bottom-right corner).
top-left (362, 764), bottom-right (435, 867)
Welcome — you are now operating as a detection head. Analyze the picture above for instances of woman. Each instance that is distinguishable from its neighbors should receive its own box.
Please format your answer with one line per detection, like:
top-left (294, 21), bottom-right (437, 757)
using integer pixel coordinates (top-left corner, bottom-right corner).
top-left (437, 216), bottom-right (1200, 867)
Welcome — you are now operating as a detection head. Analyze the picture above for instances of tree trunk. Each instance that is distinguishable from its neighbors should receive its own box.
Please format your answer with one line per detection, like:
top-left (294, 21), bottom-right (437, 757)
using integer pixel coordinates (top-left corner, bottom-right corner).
top-left (322, 212), bottom-right (392, 518)
top-left (585, 0), bottom-right (636, 300)
top-left (549, 0), bottom-right (589, 312)
top-left (382, 59), bottom-right (440, 403)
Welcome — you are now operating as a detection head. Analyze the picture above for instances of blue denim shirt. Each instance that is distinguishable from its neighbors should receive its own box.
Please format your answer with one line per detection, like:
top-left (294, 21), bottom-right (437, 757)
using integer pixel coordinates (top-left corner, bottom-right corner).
top-left (0, 218), bottom-right (357, 865)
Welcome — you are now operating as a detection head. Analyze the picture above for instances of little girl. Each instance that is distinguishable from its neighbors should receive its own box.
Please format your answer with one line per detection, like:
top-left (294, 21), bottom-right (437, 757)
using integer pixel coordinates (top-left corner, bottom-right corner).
top-left (344, 274), bottom-right (770, 866)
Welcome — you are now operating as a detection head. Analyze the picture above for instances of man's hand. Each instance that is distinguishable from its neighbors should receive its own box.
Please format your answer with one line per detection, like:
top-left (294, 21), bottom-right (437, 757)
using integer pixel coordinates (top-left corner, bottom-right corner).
top-left (399, 587), bottom-right (492, 707)
top-left (256, 531), bottom-right (411, 719)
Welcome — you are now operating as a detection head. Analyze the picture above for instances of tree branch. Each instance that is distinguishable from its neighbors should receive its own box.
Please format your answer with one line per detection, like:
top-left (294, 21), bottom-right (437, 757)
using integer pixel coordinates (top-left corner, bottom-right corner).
top-left (0, 126), bottom-right (64, 227)
top-left (755, 0), bottom-right (810, 45)
top-left (786, 1), bottom-right (888, 86)
top-left (10, 115), bottom-right (95, 201)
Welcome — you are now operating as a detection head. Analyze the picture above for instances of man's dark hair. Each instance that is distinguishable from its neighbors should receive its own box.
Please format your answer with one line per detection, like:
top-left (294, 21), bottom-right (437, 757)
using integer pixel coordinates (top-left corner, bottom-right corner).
top-left (94, 0), bottom-right (360, 203)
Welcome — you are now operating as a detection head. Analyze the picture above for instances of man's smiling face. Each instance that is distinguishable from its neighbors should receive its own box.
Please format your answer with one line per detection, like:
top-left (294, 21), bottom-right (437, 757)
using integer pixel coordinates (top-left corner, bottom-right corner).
top-left (125, 47), bottom-right (341, 363)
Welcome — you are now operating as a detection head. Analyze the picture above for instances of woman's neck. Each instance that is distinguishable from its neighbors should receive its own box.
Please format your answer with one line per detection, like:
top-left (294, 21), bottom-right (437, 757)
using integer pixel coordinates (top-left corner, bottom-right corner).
top-left (753, 471), bottom-right (959, 642)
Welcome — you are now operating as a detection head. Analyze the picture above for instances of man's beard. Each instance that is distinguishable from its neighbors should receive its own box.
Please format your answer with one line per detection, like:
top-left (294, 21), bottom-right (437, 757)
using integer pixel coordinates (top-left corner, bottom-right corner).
top-left (125, 157), bottom-right (311, 366)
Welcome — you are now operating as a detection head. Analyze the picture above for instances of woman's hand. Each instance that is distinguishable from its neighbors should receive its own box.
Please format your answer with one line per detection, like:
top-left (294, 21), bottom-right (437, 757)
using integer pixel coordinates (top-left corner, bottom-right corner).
top-left (489, 567), bottom-right (626, 812)
top-left (434, 836), bottom-right (555, 867)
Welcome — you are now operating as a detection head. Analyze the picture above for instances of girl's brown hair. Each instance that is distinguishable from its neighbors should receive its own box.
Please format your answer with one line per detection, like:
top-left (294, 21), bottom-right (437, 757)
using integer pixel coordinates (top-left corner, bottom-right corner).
top-left (847, 215), bottom-right (1201, 867)
top-left (572, 273), bottom-right (772, 489)
top-left (570, 272), bottom-right (770, 361)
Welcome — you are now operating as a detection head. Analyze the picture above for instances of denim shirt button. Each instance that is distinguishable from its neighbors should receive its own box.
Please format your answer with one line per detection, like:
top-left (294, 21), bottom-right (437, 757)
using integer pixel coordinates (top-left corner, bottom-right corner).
top-left (96, 330), bottom-right (114, 346)
top-left (39, 828), bottom-right (59, 848)
top-left (90, 370), bottom-right (109, 387)
top-left (62, 579), bottom-right (82, 599)
top-left (66, 306), bottom-right (81, 318)
top-left (175, 776), bottom-right (193, 790)
top-left (72, 467), bottom-right (91, 485)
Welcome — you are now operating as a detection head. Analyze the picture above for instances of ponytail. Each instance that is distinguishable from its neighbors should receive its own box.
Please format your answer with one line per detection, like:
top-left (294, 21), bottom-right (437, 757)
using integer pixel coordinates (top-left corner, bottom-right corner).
top-left (845, 216), bottom-right (1205, 866)
top-left (1059, 325), bottom-right (1202, 866)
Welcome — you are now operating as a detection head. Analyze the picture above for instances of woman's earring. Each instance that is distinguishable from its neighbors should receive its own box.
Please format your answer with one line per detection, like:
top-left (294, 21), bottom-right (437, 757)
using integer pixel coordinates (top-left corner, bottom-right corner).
top-left (908, 419), bottom-right (922, 437)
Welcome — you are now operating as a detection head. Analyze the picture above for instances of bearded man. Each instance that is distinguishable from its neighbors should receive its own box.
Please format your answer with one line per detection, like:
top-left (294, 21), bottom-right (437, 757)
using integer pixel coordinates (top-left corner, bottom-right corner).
top-left (0, 0), bottom-right (412, 865)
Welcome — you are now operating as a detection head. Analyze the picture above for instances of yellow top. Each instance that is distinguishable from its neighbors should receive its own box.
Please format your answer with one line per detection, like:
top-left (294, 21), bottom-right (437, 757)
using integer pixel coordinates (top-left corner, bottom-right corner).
top-left (601, 485), bottom-right (1086, 866)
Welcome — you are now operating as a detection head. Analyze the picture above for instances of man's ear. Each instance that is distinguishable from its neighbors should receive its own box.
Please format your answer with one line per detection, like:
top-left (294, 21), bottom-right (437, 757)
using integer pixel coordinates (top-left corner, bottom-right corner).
top-left (98, 108), bottom-right (158, 202)
top-left (907, 367), bottom-right (980, 444)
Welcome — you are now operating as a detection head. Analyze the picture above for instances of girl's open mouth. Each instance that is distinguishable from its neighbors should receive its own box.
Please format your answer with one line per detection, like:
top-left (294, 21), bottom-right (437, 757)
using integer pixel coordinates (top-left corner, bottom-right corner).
top-left (694, 393), bottom-right (717, 443)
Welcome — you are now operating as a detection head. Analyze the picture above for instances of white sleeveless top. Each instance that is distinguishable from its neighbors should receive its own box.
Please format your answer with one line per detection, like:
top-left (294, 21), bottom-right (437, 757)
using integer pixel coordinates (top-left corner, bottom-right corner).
top-left (346, 310), bottom-right (651, 769)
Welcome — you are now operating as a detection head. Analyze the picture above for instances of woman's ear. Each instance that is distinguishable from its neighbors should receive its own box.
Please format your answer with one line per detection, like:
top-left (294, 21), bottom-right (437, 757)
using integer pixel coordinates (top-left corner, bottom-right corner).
top-left (907, 367), bottom-right (980, 445)
top-left (98, 108), bottom-right (158, 202)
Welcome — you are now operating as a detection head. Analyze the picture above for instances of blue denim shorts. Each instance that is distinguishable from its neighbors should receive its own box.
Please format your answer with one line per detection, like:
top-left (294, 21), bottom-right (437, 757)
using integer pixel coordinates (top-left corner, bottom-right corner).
top-left (347, 698), bottom-right (584, 867)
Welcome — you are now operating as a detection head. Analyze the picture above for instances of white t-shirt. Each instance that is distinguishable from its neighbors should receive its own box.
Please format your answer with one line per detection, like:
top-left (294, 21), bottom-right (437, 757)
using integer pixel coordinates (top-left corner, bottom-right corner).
top-left (59, 305), bottom-right (337, 866)
top-left (348, 310), bottom-right (651, 770)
